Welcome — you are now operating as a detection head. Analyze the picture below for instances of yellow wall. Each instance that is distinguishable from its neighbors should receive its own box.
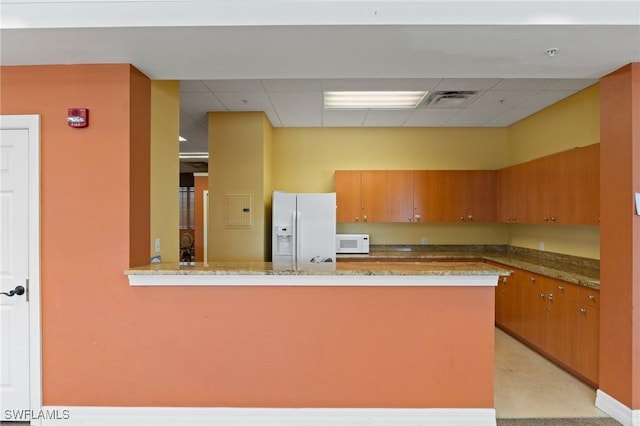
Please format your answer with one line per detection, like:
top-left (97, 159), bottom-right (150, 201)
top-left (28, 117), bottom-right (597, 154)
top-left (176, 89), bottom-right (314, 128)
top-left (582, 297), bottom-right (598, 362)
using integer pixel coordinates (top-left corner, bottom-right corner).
top-left (203, 86), bottom-right (601, 258)
top-left (272, 127), bottom-right (510, 193)
top-left (272, 127), bottom-right (510, 245)
top-left (506, 84), bottom-right (600, 259)
top-left (150, 80), bottom-right (180, 262)
top-left (208, 112), bottom-right (270, 261)
top-left (507, 84), bottom-right (600, 164)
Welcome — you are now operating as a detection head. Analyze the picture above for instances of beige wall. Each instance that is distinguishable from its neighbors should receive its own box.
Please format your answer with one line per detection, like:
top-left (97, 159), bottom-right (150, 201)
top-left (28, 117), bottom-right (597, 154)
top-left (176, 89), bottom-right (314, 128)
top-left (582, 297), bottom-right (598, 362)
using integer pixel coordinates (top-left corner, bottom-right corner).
top-left (506, 84), bottom-right (600, 259)
top-left (150, 80), bottom-right (180, 262)
top-left (208, 111), bottom-right (270, 261)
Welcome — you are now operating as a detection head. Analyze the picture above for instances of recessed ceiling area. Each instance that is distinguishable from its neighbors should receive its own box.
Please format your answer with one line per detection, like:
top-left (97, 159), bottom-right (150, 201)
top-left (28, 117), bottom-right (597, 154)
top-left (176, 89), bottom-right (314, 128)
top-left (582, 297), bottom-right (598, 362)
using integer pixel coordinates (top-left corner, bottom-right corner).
top-left (178, 77), bottom-right (598, 155)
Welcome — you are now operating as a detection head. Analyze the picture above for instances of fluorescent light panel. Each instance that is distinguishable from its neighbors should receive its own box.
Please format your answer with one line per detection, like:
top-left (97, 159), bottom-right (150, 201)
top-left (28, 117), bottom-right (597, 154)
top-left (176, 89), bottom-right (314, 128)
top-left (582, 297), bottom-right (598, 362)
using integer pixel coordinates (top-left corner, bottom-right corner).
top-left (179, 152), bottom-right (209, 159)
top-left (324, 91), bottom-right (428, 109)
top-left (179, 136), bottom-right (187, 142)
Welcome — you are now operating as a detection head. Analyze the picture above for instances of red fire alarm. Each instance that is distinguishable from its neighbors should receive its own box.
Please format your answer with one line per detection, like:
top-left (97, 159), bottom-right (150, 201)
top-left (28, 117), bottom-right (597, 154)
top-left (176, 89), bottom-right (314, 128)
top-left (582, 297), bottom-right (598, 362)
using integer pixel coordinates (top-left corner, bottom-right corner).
top-left (67, 108), bottom-right (89, 128)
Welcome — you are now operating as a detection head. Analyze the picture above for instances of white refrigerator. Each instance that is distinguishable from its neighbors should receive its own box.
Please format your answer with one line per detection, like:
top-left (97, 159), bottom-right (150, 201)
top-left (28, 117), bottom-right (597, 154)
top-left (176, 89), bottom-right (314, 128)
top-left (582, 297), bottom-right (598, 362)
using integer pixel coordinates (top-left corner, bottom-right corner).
top-left (272, 191), bottom-right (337, 263)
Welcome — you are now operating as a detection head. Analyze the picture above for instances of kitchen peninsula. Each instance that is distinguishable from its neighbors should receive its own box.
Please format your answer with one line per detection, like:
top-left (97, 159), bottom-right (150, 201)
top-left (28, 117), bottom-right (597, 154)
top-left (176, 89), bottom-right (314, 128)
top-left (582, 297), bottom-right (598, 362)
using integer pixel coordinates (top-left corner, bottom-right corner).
top-left (125, 260), bottom-right (507, 426)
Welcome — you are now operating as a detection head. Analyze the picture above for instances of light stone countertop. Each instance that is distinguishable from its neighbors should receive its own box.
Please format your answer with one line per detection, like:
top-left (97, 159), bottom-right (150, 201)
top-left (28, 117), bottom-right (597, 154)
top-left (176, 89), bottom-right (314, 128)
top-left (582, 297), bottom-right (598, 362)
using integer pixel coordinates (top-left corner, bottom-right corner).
top-left (124, 260), bottom-right (509, 287)
top-left (337, 250), bottom-right (600, 289)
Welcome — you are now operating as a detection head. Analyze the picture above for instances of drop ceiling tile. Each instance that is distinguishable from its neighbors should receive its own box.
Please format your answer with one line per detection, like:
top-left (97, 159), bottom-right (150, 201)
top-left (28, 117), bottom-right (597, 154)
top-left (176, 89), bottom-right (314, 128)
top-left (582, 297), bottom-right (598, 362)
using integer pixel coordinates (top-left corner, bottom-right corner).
top-left (214, 91), bottom-right (273, 110)
top-left (270, 92), bottom-right (322, 127)
top-left (491, 90), bottom-right (576, 123)
top-left (180, 80), bottom-right (210, 93)
top-left (180, 92), bottom-right (226, 121)
top-left (377, 78), bottom-right (442, 91)
top-left (434, 78), bottom-right (501, 91)
top-left (261, 79), bottom-right (324, 92)
top-left (443, 121), bottom-right (490, 127)
top-left (491, 79), bottom-right (561, 91)
top-left (468, 90), bottom-right (539, 110)
top-left (362, 110), bottom-right (415, 127)
top-left (403, 108), bottom-right (463, 126)
top-left (448, 107), bottom-right (506, 123)
top-left (201, 79), bottom-right (265, 92)
top-left (547, 79), bottom-right (598, 91)
top-left (318, 78), bottom-right (385, 91)
top-left (322, 109), bottom-right (368, 127)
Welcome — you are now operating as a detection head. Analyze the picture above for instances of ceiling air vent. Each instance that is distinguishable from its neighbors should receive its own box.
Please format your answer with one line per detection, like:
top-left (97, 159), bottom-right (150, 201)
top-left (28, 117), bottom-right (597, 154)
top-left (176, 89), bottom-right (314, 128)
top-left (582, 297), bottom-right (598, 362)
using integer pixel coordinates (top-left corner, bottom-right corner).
top-left (420, 91), bottom-right (479, 108)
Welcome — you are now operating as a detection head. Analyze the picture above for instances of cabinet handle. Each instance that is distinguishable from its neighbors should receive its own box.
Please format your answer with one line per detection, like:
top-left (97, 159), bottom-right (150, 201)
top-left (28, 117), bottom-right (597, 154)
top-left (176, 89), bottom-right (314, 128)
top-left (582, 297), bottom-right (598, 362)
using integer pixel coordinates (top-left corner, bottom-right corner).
top-left (547, 294), bottom-right (554, 301)
top-left (460, 216), bottom-right (465, 221)
top-left (500, 276), bottom-right (507, 283)
top-left (579, 308), bottom-right (587, 314)
top-left (551, 216), bottom-right (557, 222)
top-left (544, 216), bottom-right (549, 222)
top-left (408, 216), bottom-right (412, 222)
top-left (512, 216), bottom-right (517, 221)
top-left (415, 214), bottom-right (421, 222)
top-left (363, 215), bottom-right (368, 222)
top-left (558, 285), bottom-right (564, 291)
top-left (530, 276), bottom-right (536, 282)
top-left (467, 214), bottom-right (473, 221)
top-left (540, 293), bottom-right (545, 299)
top-left (587, 294), bottom-right (596, 301)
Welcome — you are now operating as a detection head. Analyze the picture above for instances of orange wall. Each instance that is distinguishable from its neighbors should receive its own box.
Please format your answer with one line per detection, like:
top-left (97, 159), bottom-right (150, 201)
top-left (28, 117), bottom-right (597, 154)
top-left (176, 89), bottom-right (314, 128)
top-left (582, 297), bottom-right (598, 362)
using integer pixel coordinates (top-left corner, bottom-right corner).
top-left (599, 63), bottom-right (640, 409)
top-left (0, 64), bottom-right (150, 405)
top-left (0, 64), bottom-right (493, 409)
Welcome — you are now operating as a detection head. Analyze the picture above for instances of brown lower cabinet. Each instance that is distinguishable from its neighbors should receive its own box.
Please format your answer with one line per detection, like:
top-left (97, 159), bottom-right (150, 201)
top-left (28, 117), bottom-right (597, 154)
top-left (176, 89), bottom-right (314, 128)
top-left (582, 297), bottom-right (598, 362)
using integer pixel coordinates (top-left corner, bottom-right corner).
top-left (492, 263), bottom-right (600, 386)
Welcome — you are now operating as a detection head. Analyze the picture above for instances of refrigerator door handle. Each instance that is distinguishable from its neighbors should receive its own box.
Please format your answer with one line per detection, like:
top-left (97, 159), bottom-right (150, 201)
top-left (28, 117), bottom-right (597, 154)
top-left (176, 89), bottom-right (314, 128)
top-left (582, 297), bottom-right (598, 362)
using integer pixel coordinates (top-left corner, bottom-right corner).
top-left (295, 210), bottom-right (301, 262)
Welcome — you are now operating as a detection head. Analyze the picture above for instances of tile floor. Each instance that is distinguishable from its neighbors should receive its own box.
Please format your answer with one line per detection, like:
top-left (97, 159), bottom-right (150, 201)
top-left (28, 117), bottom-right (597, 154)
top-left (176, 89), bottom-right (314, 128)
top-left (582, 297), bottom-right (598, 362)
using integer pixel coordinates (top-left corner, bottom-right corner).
top-left (495, 327), bottom-right (610, 419)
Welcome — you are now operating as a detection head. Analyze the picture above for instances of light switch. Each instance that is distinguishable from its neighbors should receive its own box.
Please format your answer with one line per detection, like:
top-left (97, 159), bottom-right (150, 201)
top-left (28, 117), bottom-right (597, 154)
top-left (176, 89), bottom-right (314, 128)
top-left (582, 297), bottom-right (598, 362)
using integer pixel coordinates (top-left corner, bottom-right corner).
top-left (155, 238), bottom-right (161, 253)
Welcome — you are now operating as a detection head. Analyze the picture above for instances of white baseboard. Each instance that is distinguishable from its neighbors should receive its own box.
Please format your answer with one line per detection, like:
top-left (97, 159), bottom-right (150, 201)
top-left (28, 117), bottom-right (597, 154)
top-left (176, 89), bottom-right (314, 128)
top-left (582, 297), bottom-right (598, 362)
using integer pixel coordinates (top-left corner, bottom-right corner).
top-left (596, 389), bottom-right (640, 426)
top-left (35, 406), bottom-right (497, 426)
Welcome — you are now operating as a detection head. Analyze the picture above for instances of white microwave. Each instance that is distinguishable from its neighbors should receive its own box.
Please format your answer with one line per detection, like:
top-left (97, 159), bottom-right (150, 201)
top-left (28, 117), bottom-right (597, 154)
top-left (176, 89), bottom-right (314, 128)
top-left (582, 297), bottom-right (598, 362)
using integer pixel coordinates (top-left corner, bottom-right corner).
top-left (336, 234), bottom-right (370, 254)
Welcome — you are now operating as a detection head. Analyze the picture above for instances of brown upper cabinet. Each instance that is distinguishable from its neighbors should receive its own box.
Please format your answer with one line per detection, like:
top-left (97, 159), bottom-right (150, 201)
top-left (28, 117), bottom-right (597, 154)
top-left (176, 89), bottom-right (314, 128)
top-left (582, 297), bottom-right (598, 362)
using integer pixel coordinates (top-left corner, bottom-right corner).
top-left (336, 144), bottom-right (598, 225)
top-left (335, 170), bottom-right (389, 223)
top-left (336, 169), bottom-right (496, 223)
top-left (388, 170), bottom-right (414, 222)
top-left (497, 144), bottom-right (600, 226)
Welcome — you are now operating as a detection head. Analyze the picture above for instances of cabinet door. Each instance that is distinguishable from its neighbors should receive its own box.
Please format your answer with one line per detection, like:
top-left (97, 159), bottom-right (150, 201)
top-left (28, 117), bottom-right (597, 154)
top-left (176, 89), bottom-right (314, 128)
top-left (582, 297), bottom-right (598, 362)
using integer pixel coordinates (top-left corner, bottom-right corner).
top-left (501, 162), bottom-right (533, 224)
top-left (576, 302), bottom-right (600, 385)
top-left (574, 144), bottom-right (600, 225)
top-left (335, 171), bottom-right (362, 223)
top-left (464, 170), bottom-right (496, 222)
top-left (388, 170), bottom-right (414, 223)
top-left (520, 273), bottom-right (548, 349)
top-left (435, 171), bottom-right (465, 222)
top-left (550, 149), bottom-right (576, 224)
top-left (412, 170), bottom-right (439, 223)
top-left (545, 280), bottom-right (579, 366)
top-left (361, 171), bottom-right (388, 222)
top-left (496, 167), bottom-right (513, 223)
top-left (494, 266), bottom-right (523, 334)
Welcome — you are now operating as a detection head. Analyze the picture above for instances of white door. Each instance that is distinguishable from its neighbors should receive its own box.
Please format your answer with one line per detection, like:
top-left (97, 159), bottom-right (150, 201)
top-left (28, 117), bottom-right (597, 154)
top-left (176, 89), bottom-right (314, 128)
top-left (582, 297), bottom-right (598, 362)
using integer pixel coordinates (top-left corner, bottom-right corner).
top-left (0, 116), bottom-right (39, 417)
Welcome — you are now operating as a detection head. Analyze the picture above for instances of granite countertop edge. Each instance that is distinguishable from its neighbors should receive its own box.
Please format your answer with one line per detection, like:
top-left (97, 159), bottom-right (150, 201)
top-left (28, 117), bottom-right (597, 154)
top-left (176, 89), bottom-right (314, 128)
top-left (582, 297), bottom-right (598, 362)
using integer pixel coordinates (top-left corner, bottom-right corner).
top-left (124, 246), bottom-right (600, 290)
top-left (338, 250), bottom-right (600, 289)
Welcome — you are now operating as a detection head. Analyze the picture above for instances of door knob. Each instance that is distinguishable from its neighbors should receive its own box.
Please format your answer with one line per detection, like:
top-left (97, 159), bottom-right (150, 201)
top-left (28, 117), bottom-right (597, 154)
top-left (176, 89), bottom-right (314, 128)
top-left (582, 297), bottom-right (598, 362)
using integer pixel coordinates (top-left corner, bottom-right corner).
top-left (1, 285), bottom-right (25, 297)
